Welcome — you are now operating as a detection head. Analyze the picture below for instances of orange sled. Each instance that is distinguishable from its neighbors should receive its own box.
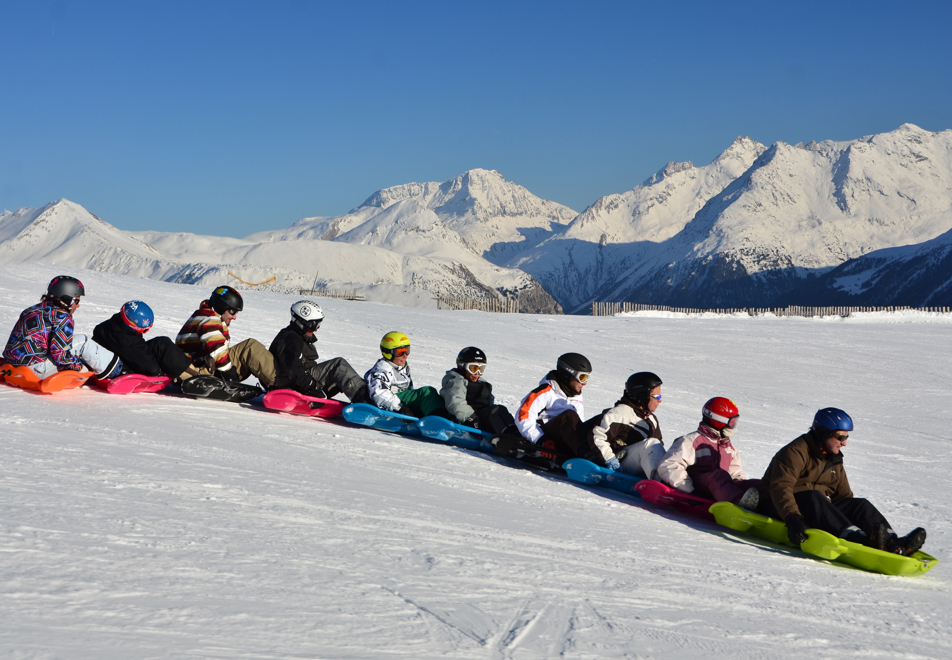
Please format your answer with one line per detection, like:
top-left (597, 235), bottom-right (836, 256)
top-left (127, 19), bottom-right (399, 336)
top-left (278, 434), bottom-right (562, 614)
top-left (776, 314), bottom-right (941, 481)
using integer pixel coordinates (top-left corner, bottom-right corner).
top-left (1, 363), bottom-right (93, 393)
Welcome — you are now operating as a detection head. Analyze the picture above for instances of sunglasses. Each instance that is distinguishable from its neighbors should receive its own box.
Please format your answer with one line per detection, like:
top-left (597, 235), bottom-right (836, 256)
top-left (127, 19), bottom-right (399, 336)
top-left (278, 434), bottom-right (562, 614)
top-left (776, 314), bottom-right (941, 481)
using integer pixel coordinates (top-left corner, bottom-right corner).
top-left (464, 362), bottom-right (486, 375)
top-left (832, 433), bottom-right (849, 442)
top-left (392, 346), bottom-right (410, 358)
top-left (649, 394), bottom-right (663, 402)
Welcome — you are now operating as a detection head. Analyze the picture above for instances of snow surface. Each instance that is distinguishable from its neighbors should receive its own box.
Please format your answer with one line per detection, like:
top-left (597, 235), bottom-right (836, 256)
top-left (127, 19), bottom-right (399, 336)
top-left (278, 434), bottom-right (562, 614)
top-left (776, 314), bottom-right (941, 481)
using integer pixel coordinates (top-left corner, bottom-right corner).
top-left (1, 262), bottom-right (950, 659)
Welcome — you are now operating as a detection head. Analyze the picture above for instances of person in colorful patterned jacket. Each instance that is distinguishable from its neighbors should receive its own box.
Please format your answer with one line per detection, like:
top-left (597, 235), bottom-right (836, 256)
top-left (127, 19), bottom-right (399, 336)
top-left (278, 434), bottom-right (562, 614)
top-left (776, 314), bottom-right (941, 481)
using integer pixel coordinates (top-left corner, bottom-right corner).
top-left (175, 286), bottom-right (275, 387)
top-left (656, 397), bottom-right (761, 509)
top-left (363, 331), bottom-right (447, 417)
top-left (757, 407), bottom-right (927, 556)
top-left (3, 275), bottom-right (120, 379)
top-left (584, 372), bottom-right (664, 475)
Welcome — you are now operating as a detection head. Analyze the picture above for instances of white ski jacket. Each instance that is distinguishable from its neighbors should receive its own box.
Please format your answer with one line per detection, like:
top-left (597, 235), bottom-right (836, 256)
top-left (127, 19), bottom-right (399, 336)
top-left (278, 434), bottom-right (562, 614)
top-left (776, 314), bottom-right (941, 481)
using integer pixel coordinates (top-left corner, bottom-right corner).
top-left (515, 374), bottom-right (584, 443)
top-left (364, 358), bottom-right (412, 412)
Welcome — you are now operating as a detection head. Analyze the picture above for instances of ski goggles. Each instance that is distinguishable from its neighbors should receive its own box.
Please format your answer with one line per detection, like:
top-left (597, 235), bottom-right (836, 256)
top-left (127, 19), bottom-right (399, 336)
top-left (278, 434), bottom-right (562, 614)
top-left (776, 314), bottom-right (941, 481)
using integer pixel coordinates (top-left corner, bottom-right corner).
top-left (391, 346), bottom-right (410, 358)
top-left (464, 362), bottom-right (486, 375)
top-left (301, 318), bottom-right (322, 332)
top-left (575, 372), bottom-right (591, 384)
top-left (705, 409), bottom-right (739, 428)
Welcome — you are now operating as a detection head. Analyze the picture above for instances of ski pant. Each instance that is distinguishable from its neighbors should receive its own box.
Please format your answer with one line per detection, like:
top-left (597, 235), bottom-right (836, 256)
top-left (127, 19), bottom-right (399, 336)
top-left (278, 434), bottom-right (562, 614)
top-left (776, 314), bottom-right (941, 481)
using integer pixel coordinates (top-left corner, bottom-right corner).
top-left (143, 336), bottom-right (196, 380)
top-left (227, 339), bottom-right (276, 388)
top-left (758, 490), bottom-right (890, 538)
top-left (619, 437), bottom-right (665, 479)
top-left (468, 404), bottom-right (517, 435)
top-left (28, 334), bottom-right (120, 380)
top-left (690, 469), bottom-right (761, 504)
top-left (396, 386), bottom-right (447, 418)
top-left (538, 410), bottom-right (588, 462)
top-left (307, 357), bottom-right (369, 402)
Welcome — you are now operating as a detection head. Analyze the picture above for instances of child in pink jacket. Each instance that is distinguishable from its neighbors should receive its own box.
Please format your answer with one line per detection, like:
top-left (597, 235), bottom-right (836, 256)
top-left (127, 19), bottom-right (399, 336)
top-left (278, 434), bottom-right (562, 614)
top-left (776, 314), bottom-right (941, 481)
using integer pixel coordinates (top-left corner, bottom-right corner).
top-left (656, 397), bottom-right (760, 509)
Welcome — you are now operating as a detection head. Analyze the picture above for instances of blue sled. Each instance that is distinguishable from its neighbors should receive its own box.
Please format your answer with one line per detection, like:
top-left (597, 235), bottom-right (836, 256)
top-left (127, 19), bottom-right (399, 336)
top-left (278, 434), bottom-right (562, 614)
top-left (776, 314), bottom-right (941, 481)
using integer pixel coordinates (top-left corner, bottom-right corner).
top-left (417, 416), bottom-right (494, 452)
top-left (563, 458), bottom-right (643, 496)
top-left (342, 403), bottom-right (421, 435)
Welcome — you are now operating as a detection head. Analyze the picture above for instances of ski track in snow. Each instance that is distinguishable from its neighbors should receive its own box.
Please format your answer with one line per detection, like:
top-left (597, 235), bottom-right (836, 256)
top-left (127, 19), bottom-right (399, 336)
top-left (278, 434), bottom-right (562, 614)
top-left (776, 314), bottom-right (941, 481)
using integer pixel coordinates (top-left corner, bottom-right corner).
top-left (1, 263), bottom-right (951, 659)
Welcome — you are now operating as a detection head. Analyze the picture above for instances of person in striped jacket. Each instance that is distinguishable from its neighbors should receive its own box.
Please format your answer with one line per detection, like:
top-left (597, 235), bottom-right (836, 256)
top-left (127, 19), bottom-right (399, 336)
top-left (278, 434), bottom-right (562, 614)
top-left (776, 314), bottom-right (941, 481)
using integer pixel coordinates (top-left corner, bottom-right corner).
top-left (175, 286), bottom-right (275, 387)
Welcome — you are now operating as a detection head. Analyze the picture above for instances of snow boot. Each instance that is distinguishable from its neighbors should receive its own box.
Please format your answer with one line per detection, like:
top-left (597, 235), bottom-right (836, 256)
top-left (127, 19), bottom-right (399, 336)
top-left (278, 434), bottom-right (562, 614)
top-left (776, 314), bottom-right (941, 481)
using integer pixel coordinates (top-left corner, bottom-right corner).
top-left (889, 528), bottom-right (927, 556)
top-left (737, 487), bottom-right (760, 511)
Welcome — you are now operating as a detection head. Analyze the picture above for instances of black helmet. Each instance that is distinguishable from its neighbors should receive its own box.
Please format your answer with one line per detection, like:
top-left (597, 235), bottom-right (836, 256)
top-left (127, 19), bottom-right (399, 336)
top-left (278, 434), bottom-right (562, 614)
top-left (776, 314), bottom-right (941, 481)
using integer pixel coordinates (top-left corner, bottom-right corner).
top-left (624, 371), bottom-right (662, 405)
top-left (556, 353), bottom-right (592, 383)
top-left (456, 346), bottom-right (487, 368)
top-left (209, 286), bottom-right (244, 314)
top-left (46, 275), bottom-right (85, 307)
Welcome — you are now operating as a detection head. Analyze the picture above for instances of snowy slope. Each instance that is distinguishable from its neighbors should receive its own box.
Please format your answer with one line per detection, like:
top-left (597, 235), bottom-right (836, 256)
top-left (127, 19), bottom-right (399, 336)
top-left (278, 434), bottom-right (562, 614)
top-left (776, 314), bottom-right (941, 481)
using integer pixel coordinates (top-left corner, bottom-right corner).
top-left (1, 263), bottom-right (950, 659)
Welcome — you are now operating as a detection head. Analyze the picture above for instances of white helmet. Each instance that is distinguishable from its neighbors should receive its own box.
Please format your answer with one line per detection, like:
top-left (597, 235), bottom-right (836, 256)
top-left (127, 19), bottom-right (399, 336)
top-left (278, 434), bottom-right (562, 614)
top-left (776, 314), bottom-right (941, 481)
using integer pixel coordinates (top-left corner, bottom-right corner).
top-left (291, 300), bottom-right (325, 332)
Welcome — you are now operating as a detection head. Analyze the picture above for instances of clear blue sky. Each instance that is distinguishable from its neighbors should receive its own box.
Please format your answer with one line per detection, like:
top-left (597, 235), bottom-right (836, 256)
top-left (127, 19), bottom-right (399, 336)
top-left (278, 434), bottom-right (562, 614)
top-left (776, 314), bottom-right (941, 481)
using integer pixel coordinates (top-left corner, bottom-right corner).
top-left (2, 1), bottom-right (951, 237)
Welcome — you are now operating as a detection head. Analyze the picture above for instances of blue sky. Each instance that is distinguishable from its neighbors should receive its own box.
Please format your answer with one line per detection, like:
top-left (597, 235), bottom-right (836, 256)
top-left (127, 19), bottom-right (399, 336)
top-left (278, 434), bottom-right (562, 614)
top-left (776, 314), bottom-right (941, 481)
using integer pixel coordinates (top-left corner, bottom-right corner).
top-left (2, 1), bottom-right (951, 237)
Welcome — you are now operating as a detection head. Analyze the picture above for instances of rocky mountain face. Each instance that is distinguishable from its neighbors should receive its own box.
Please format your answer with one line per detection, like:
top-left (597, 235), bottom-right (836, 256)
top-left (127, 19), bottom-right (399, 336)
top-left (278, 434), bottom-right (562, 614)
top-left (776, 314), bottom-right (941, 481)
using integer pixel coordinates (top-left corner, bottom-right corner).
top-left (799, 226), bottom-right (952, 306)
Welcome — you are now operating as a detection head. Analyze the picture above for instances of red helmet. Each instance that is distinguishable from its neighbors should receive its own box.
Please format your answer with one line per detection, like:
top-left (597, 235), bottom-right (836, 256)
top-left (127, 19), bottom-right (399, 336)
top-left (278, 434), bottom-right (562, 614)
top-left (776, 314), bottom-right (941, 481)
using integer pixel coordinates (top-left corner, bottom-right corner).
top-left (702, 397), bottom-right (739, 430)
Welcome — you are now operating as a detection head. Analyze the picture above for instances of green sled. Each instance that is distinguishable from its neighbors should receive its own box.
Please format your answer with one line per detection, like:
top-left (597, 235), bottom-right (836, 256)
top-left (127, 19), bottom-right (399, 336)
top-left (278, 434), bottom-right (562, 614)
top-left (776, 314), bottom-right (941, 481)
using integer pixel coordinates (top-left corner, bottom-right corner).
top-left (709, 502), bottom-right (938, 577)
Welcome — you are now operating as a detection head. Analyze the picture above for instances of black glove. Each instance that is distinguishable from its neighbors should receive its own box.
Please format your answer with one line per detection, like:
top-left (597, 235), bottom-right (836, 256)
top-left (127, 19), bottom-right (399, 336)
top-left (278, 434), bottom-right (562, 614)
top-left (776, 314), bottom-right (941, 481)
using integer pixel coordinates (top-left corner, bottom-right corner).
top-left (398, 404), bottom-right (414, 416)
top-left (785, 514), bottom-right (808, 545)
top-left (464, 415), bottom-right (479, 429)
top-left (218, 367), bottom-right (241, 382)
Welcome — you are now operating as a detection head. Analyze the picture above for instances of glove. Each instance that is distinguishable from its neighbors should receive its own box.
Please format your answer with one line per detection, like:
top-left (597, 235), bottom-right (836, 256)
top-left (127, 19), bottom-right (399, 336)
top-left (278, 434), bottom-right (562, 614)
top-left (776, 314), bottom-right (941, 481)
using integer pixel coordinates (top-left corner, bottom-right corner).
top-left (464, 415), bottom-right (479, 429)
top-left (785, 514), bottom-right (808, 545)
top-left (218, 367), bottom-right (241, 382)
top-left (398, 404), bottom-right (414, 416)
top-left (605, 456), bottom-right (622, 471)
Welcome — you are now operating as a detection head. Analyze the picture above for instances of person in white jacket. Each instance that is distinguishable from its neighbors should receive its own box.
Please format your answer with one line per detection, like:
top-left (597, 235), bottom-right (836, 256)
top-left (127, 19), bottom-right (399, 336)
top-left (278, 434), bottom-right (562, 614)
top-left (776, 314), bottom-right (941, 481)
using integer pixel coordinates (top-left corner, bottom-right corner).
top-left (510, 353), bottom-right (591, 462)
top-left (656, 397), bottom-right (760, 509)
top-left (363, 331), bottom-right (446, 418)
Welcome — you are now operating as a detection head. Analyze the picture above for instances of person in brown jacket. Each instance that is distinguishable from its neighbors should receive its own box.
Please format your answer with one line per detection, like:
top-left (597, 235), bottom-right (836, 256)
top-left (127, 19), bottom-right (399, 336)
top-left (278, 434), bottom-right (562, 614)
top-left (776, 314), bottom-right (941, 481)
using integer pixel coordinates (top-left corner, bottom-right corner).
top-left (757, 407), bottom-right (926, 556)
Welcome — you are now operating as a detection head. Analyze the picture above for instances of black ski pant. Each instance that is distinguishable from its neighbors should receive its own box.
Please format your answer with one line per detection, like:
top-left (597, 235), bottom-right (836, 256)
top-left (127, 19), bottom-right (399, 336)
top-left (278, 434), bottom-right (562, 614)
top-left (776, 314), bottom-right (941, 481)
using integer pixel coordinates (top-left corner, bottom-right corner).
top-left (149, 337), bottom-right (194, 378)
top-left (539, 410), bottom-right (592, 462)
top-left (470, 404), bottom-right (516, 435)
top-left (308, 357), bottom-right (368, 402)
top-left (759, 490), bottom-right (890, 537)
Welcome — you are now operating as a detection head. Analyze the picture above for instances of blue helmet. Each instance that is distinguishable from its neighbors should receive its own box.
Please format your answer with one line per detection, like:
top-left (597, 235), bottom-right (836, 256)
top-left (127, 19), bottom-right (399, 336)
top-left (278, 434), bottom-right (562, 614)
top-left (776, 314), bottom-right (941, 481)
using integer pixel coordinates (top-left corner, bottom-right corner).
top-left (120, 300), bottom-right (154, 333)
top-left (812, 407), bottom-right (853, 433)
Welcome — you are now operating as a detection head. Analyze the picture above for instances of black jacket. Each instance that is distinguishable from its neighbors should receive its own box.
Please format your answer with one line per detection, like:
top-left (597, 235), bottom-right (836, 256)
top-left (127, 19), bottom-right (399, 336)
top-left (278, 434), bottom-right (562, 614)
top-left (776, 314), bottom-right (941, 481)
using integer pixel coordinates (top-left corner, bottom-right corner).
top-left (269, 324), bottom-right (319, 392)
top-left (92, 313), bottom-right (191, 377)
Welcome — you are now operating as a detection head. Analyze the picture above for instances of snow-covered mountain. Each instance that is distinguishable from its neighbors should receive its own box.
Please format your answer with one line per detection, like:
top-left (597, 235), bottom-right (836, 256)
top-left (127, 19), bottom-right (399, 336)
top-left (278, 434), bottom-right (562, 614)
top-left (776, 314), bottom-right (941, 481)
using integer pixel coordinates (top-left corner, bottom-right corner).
top-left (5, 126), bottom-right (952, 313)
top-left (508, 136), bottom-right (769, 310)
top-left (0, 190), bottom-right (563, 313)
top-left (802, 225), bottom-right (952, 305)
top-left (248, 168), bottom-right (577, 262)
top-left (512, 124), bottom-right (952, 311)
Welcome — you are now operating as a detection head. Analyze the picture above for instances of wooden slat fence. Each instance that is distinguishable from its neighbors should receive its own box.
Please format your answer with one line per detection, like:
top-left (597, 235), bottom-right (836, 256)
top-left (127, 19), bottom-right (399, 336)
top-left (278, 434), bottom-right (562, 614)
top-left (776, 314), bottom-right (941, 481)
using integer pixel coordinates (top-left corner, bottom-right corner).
top-left (591, 302), bottom-right (952, 317)
top-left (299, 288), bottom-right (364, 301)
top-left (437, 296), bottom-right (519, 313)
